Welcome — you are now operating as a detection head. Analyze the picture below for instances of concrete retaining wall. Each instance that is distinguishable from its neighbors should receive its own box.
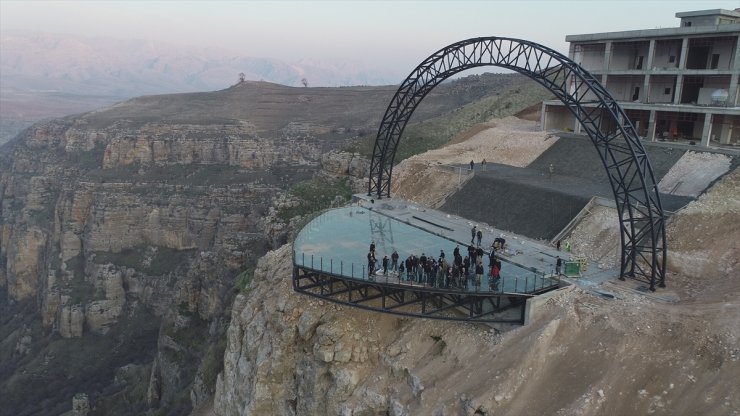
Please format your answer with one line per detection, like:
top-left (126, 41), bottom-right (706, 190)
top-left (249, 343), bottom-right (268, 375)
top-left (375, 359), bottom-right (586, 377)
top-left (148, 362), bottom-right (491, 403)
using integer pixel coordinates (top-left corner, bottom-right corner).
top-left (528, 135), bottom-right (686, 183)
top-left (441, 174), bottom-right (591, 240)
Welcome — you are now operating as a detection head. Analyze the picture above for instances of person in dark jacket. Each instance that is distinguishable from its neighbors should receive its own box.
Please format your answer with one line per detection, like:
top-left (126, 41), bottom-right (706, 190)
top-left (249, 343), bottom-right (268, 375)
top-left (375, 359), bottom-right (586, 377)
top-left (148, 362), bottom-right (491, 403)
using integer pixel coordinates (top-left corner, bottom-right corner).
top-left (391, 250), bottom-right (399, 272)
top-left (475, 262), bottom-right (484, 290)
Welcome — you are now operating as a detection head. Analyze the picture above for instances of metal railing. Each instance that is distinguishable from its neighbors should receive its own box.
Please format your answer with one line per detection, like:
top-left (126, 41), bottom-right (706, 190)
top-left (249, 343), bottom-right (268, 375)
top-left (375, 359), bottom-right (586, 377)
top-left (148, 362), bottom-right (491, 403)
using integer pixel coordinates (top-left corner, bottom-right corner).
top-left (293, 250), bottom-right (560, 295)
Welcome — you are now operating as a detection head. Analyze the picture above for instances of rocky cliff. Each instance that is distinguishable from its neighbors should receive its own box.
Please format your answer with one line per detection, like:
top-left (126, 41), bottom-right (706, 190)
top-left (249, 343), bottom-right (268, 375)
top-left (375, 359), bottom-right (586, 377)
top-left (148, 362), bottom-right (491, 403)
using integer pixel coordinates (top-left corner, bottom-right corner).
top-left (214, 182), bottom-right (739, 416)
top-left (0, 75), bottom-right (537, 415)
top-left (0, 81), bottom-right (385, 415)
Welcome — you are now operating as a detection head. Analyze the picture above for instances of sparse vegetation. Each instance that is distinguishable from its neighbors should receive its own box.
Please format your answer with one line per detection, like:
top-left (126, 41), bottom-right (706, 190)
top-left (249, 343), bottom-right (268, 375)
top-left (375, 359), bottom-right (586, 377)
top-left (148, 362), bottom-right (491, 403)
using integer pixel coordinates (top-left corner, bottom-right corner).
top-left (69, 142), bottom-right (107, 170)
top-left (348, 78), bottom-right (554, 162)
top-left (234, 268), bottom-right (255, 293)
top-left (430, 335), bottom-right (446, 355)
top-left (278, 178), bottom-right (352, 221)
top-left (93, 246), bottom-right (195, 276)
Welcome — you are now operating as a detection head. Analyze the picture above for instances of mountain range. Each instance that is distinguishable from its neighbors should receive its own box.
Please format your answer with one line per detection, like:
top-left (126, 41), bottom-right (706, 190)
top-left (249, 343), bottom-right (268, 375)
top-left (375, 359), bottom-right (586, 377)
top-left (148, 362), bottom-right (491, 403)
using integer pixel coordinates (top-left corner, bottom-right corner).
top-left (0, 32), bottom-right (402, 143)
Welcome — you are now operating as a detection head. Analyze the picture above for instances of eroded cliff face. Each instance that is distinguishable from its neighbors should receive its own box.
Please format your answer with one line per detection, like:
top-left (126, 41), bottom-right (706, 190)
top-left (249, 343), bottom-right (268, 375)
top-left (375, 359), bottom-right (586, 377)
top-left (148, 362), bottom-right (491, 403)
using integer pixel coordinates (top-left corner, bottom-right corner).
top-left (0, 86), bottom-right (374, 414)
top-left (215, 242), bottom-right (740, 416)
top-left (215, 139), bottom-right (739, 416)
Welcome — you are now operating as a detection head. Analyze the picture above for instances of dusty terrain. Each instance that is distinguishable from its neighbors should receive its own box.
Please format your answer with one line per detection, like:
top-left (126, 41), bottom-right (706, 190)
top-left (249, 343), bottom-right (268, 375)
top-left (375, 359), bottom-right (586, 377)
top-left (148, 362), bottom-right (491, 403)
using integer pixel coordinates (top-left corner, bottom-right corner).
top-left (658, 151), bottom-right (733, 197)
top-left (214, 119), bottom-right (740, 415)
top-left (391, 117), bottom-right (557, 207)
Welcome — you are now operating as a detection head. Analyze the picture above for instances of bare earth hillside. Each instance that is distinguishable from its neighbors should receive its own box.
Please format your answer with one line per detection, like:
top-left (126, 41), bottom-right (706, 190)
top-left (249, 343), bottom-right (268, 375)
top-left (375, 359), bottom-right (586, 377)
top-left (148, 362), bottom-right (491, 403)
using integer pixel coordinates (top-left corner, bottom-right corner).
top-left (208, 120), bottom-right (739, 415)
top-left (392, 117), bottom-right (557, 207)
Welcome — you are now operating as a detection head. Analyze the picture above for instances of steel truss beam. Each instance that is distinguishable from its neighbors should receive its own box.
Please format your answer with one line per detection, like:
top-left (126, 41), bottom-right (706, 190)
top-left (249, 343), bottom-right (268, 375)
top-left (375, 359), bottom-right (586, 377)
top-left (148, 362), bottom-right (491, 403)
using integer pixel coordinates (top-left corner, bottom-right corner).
top-left (367, 37), bottom-right (666, 290)
top-left (293, 267), bottom-right (528, 324)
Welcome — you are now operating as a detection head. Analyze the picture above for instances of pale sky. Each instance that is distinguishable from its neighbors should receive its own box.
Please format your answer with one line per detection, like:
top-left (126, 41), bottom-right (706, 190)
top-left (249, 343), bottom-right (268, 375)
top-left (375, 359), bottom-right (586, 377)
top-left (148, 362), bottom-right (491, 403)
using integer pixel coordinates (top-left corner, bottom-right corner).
top-left (2, 0), bottom-right (739, 77)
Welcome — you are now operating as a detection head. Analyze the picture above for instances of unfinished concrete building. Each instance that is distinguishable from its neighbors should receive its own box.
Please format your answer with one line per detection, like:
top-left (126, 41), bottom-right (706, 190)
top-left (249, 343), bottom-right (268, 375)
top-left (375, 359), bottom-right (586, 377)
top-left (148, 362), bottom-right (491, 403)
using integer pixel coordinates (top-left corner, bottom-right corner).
top-left (542, 8), bottom-right (740, 147)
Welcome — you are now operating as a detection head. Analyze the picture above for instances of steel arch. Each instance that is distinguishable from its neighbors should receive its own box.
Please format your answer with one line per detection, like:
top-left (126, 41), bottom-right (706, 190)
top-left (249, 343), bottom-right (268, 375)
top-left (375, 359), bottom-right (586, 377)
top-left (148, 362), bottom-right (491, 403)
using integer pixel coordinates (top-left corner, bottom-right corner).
top-left (367, 37), bottom-right (666, 290)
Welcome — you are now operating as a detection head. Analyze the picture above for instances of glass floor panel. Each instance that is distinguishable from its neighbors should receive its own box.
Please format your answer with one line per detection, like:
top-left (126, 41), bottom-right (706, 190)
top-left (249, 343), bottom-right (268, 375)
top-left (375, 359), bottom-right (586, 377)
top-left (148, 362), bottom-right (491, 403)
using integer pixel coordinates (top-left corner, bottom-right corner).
top-left (293, 207), bottom-right (558, 294)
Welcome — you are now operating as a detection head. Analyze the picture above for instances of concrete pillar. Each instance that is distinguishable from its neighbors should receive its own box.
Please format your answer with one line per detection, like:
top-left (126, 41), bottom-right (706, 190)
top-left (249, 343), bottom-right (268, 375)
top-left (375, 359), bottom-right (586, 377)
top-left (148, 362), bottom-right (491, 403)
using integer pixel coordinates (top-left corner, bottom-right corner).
top-left (643, 74), bottom-right (651, 103)
top-left (642, 40), bottom-right (655, 104)
top-left (701, 113), bottom-right (713, 147)
top-left (674, 38), bottom-right (690, 105)
top-left (674, 75), bottom-right (684, 105)
top-left (604, 41), bottom-right (613, 71)
top-left (647, 110), bottom-right (657, 141)
top-left (646, 39), bottom-right (656, 70)
top-left (719, 117), bottom-right (734, 145)
top-left (540, 102), bottom-right (548, 131)
top-left (729, 74), bottom-right (740, 107)
top-left (678, 37), bottom-right (689, 70)
top-left (728, 36), bottom-right (740, 106)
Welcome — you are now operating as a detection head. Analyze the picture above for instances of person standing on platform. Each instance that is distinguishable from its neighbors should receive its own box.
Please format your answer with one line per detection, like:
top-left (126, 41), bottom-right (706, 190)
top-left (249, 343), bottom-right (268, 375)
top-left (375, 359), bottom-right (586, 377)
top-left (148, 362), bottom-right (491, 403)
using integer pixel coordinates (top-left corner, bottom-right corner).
top-left (391, 250), bottom-right (399, 272)
top-left (475, 262), bottom-right (484, 290)
top-left (370, 241), bottom-right (375, 255)
top-left (471, 225), bottom-right (477, 244)
top-left (470, 160), bottom-right (474, 171)
top-left (382, 255), bottom-right (389, 275)
top-left (367, 251), bottom-right (376, 277)
top-left (476, 229), bottom-right (483, 247)
top-left (556, 256), bottom-right (562, 276)
top-left (453, 245), bottom-right (460, 258)
top-left (491, 261), bottom-right (501, 291)
top-left (556, 240), bottom-right (561, 251)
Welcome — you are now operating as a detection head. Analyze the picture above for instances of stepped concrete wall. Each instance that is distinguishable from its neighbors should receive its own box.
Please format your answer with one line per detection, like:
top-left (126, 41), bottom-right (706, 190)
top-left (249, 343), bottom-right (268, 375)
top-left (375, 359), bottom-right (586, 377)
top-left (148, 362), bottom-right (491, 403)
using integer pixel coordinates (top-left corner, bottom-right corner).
top-left (527, 135), bottom-right (686, 183)
top-left (441, 174), bottom-right (590, 241)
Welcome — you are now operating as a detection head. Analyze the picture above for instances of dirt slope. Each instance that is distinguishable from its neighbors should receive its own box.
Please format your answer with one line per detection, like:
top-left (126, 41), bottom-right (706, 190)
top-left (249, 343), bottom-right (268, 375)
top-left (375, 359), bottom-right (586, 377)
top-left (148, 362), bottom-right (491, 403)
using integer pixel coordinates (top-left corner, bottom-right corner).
top-left (334, 120), bottom-right (740, 416)
top-left (391, 117), bottom-right (557, 207)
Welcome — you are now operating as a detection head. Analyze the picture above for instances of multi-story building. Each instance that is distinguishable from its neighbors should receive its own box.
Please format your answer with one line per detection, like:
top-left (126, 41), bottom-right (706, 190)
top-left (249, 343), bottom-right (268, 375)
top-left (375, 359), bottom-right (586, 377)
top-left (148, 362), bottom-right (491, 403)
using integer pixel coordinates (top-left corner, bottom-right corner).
top-left (541, 8), bottom-right (740, 147)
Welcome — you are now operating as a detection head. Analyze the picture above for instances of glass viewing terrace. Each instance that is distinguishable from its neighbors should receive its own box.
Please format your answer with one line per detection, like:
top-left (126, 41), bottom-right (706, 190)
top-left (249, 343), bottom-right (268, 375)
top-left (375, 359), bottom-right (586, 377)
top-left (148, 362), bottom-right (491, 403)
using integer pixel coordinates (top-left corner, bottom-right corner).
top-left (292, 204), bottom-right (562, 323)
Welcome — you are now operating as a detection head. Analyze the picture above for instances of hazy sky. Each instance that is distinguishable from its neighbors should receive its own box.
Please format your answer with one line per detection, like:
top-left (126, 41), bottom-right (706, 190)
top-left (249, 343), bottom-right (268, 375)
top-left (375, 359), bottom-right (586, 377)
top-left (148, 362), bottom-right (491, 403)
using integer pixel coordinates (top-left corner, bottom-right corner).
top-left (2, 0), bottom-right (739, 78)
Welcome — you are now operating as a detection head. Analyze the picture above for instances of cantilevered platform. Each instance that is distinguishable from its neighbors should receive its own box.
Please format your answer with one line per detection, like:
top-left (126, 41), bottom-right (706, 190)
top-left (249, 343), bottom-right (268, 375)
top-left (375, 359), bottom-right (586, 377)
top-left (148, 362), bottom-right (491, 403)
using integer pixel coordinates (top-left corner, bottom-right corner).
top-left (292, 197), bottom-right (595, 323)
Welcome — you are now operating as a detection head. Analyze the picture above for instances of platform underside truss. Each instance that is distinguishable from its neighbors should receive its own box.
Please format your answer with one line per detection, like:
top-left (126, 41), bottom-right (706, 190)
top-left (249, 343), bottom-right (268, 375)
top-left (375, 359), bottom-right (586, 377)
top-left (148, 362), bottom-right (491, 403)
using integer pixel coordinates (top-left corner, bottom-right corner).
top-left (293, 267), bottom-right (535, 324)
top-left (367, 37), bottom-right (667, 290)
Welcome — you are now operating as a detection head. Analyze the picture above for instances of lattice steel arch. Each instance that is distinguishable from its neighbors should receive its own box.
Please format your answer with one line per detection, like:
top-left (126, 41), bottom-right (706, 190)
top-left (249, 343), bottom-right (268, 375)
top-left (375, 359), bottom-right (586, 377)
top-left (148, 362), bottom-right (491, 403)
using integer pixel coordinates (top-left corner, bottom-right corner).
top-left (367, 37), bottom-right (666, 290)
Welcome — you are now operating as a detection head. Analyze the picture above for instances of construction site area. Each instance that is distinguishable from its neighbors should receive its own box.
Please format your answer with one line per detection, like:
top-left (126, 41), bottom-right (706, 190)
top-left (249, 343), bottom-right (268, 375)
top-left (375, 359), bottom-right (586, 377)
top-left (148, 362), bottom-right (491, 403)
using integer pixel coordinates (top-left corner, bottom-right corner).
top-left (292, 113), bottom-right (738, 323)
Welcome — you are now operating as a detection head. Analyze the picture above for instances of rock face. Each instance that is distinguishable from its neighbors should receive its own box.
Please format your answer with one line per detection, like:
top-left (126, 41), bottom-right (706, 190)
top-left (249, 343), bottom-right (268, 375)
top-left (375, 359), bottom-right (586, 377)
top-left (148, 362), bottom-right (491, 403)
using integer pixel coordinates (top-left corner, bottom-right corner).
top-left (0, 75), bottom-right (558, 414)
top-left (215, 242), bottom-right (740, 416)
top-left (0, 82), bottom-right (382, 415)
top-left (214, 137), bottom-right (739, 415)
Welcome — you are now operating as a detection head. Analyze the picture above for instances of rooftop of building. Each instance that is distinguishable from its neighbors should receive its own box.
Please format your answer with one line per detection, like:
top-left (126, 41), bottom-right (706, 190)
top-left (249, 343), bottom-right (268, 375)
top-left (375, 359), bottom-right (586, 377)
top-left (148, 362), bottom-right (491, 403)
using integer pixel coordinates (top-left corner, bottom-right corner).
top-left (675, 8), bottom-right (740, 19)
top-left (566, 8), bottom-right (740, 43)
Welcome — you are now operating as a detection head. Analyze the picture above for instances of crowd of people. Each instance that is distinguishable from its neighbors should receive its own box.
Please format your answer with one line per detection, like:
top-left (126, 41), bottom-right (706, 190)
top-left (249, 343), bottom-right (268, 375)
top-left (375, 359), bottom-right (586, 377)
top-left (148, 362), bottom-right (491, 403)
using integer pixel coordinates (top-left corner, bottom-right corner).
top-left (366, 240), bottom-right (503, 291)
